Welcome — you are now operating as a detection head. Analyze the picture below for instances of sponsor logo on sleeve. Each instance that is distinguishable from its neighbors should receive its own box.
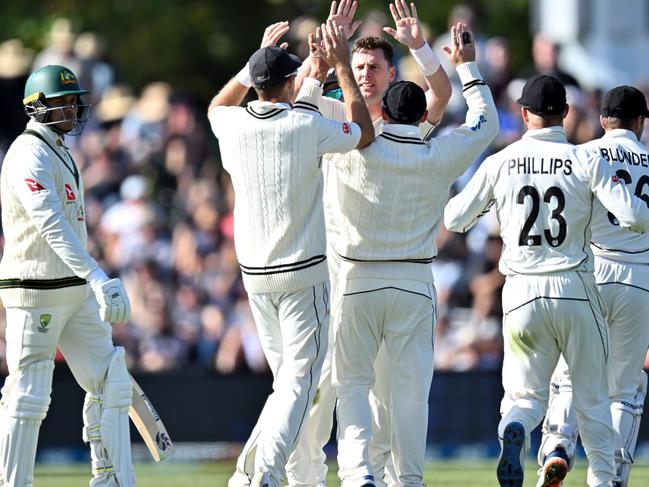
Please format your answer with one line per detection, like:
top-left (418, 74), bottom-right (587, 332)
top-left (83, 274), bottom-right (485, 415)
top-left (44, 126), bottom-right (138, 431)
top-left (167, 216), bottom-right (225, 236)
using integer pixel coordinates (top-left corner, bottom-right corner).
top-left (469, 114), bottom-right (487, 131)
top-left (25, 178), bottom-right (46, 192)
top-left (342, 122), bottom-right (351, 135)
top-left (65, 183), bottom-right (76, 201)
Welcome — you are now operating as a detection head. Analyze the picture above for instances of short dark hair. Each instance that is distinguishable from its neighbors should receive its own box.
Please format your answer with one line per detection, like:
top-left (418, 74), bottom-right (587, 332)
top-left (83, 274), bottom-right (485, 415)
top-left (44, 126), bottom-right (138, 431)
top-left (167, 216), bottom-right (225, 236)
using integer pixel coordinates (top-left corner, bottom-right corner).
top-left (254, 77), bottom-right (292, 100)
top-left (352, 36), bottom-right (394, 66)
top-left (601, 116), bottom-right (637, 131)
top-left (527, 110), bottom-right (564, 127)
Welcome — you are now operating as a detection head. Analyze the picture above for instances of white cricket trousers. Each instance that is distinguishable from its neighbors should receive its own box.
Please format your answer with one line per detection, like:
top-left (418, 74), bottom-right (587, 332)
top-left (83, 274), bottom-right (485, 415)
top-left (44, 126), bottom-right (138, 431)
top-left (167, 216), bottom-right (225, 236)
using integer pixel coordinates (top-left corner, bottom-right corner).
top-left (596, 259), bottom-right (649, 410)
top-left (499, 272), bottom-right (615, 487)
top-left (230, 282), bottom-right (329, 487)
top-left (542, 258), bottom-right (649, 484)
top-left (286, 249), bottom-right (395, 487)
top-left (0, 294), bottom-right (120, 487)
top-left (332, 278), bottom-right (435, 487)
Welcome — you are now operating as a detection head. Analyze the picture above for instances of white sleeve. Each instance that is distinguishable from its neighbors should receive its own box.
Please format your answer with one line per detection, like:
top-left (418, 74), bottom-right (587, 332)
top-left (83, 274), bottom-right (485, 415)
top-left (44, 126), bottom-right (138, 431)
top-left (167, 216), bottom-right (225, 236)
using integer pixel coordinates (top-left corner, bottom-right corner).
top-left (315, 118), bottom-right (361, 155)
top-left (429, 62), bottom-right (499, 181)
top-left (590, 153), bottom-right (649, 232)
top-left (294, 77), bottom-right (347, 121)
top-left (207, 105), bottom-right (233, 139)
top-left (444, 157), bottom-right (496, 232)
top-left (8, 145), bottom-right (100, 278)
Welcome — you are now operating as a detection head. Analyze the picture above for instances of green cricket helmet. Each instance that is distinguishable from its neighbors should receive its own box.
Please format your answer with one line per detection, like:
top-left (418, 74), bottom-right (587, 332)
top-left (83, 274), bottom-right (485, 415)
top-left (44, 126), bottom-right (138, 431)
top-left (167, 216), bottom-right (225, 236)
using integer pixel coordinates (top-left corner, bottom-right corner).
top-left (23, 65), bottom-right (92, 135)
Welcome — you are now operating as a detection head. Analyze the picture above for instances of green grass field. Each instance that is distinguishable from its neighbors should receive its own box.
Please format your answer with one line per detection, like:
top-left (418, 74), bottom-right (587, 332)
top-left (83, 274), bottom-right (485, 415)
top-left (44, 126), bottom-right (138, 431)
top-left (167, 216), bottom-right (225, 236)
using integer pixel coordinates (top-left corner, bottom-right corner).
top-left (34, 459), bottom-right (649, 486)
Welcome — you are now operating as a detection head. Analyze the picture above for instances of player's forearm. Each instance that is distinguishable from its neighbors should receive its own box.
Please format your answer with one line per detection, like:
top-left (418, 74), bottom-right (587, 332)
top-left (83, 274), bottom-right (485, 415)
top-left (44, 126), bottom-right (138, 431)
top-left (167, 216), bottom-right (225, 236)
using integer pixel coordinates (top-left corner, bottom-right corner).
top-left (408, 41), bottom-right (451, 125)
top-left (291, 54), bottom-right (312, 101)
top-left (336, 64), bottom-right (374, 148)
top-left (423, 68), bottom-right (452, 126)
top-left (444, 196), bottom-right (482, 232)
top-left (444, 173), bottom-right (494, 233)
top-left (208, 77), bottom-right (250, 112)
top-left (458, 62), bottom-right (499, 142)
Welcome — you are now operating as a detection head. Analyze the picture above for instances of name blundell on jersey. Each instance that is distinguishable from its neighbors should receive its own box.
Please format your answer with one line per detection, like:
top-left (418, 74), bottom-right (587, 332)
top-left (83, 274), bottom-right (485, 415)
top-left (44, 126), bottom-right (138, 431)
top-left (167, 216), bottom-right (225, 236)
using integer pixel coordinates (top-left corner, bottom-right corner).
top-left (507, 157), bottom-right (573, 176)
top-left (599, 146), bottom-right (649, 167)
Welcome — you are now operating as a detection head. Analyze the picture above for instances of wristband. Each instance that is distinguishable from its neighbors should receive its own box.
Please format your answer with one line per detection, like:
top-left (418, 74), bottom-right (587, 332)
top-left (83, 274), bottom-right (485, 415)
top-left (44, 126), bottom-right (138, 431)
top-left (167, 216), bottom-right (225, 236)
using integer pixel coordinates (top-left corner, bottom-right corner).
top-left (410, 42), bottom-right (440, 77)
top-left (236, 63), bottom-right (252, 88)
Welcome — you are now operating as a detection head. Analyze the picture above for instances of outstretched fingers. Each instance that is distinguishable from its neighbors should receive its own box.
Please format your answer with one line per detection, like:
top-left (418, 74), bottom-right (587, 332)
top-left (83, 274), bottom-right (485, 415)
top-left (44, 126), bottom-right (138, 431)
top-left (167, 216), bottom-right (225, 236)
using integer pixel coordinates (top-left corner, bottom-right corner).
top-left (397, 0), bottom-right (412, 19)
top-left (330, 0), bottom-right (337, 17)
top-left (410, 2), bottom-right (420, 21)
top-left (389, 2), bottom-right (401, 23)
top-left (261, 21), bottom-right (290, 48)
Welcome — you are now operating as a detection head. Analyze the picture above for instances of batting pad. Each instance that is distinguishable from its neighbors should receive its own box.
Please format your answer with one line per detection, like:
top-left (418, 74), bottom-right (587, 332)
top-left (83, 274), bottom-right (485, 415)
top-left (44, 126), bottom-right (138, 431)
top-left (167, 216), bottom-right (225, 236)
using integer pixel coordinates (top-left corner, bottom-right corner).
top-left (100, 347), bottom-right (135, 487)
top-left (0, 360), bottom-right (54, 487)
top-left (611, 370), bottom-right (647, 487)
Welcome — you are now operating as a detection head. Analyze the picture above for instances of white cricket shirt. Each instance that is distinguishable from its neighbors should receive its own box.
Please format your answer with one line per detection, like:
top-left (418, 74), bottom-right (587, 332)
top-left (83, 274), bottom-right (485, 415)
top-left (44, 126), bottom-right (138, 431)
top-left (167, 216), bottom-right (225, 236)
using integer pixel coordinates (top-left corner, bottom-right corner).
top-left (0, 120), bottom-right (98, 307)
top-left (208, 98), bottom-right (361, 293)
top-left (329, 63), bottom-right (498, 282)
top-left (444, 126), bottom-right (649, 276)
top-left (580, 129), bottom-right (649, 264)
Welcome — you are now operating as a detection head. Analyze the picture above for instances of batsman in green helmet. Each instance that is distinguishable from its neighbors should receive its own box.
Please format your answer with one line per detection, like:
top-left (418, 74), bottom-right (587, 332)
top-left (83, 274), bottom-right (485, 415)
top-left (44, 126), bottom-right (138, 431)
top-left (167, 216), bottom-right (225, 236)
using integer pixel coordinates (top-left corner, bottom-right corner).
top-left (22, 64), bottom-right (92, 135)
top-left (0, 64), bottom-right (135, 486)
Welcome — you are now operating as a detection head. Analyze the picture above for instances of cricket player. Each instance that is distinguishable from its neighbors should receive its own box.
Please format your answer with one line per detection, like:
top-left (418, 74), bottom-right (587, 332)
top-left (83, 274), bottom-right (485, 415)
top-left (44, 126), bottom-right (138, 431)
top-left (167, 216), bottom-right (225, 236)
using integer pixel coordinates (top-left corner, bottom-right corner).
top-left (208, 21), bottom-right (373, 487)
top-left (537, 85), bottom-right (649, 487)
top-left (0, 65), bottom-right (134, 486)
top-left (444, 75), bottom-right (649, 487)
top-left (325, 22), bottom-right (498, 486)
top-left (285, 2), bottom-right (453, 485)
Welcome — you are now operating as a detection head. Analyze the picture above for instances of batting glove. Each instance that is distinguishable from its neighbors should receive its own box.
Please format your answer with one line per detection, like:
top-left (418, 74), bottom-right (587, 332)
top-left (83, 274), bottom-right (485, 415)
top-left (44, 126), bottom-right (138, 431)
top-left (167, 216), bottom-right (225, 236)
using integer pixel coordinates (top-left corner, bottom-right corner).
top-left (88, 269), bottom-right (132, 323)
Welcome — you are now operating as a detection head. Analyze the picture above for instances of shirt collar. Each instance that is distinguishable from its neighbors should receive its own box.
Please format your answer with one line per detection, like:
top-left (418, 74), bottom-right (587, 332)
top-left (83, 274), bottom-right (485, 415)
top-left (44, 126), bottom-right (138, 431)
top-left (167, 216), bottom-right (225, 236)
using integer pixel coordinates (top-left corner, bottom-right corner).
top-left (602, 128), bottom-right (639, 142)
top-left (380, 123), bottom-right (423, 140)
top-left (27, 119), bottom-right (66, 148)
top-left (522, 125), bottom-right (568, 143)
top-left (247, 100), bottom-right (291, 112)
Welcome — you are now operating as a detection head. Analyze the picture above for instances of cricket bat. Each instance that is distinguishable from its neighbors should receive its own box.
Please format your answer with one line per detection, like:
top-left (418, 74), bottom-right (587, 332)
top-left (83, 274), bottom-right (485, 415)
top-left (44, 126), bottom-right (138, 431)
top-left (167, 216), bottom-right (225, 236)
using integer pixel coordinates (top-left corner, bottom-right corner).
top-left (129, 377), bottom-right (175, 461)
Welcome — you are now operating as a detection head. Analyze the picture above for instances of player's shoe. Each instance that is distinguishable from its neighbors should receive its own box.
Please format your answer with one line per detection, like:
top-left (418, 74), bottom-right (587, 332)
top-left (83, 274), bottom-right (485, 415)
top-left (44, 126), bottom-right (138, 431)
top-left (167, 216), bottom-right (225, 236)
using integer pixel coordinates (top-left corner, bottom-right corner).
top-left (497, 421), bottom-right (526, 487)
top-left (537, 447), bottom-right (568, 487)
top-left (359, 473), bottom-right (376, 487)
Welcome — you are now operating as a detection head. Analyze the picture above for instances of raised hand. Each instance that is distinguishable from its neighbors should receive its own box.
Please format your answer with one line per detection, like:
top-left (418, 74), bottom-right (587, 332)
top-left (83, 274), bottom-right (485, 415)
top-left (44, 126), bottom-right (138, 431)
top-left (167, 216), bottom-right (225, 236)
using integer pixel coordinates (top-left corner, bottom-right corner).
top-left (328, 0), bottom-right (362, 40)
top-left (441, 22), bottom-right (475, 67)
top-left (261, 21), bottom-right (290, 49)
top-left (382, 0), bottom-right (425, 50)
top-left (308, 30), bottom-right (331, 81)
top-left (313, 19), bottom-right (350, 68)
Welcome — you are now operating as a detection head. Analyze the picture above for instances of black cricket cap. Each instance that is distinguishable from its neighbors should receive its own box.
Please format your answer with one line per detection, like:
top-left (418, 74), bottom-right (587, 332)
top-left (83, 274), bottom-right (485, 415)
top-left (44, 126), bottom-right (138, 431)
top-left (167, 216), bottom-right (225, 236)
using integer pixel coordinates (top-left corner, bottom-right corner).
top-left (601, 85), bottom-right (649, 119)
top-left (248, 46), bottom-right (302, 90)
top-left (323, 70), bottom-right (339, 91)
top-left (381, 80), bottom-right (427, 124)
top-left (517, 74), bottom-right (566, 116)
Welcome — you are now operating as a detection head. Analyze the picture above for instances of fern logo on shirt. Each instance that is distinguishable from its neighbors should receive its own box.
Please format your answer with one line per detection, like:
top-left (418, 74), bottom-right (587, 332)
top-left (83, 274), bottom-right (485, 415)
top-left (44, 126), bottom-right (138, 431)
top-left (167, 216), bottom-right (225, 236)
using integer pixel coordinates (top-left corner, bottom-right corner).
top-left (38, 314), bottom-right (51, 333)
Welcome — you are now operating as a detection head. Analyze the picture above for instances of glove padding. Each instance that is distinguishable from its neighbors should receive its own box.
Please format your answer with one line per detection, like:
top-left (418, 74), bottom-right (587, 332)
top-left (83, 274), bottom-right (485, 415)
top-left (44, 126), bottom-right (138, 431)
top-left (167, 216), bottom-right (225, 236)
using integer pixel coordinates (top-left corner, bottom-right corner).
top-left (92, 278), bottom-right (131, 323)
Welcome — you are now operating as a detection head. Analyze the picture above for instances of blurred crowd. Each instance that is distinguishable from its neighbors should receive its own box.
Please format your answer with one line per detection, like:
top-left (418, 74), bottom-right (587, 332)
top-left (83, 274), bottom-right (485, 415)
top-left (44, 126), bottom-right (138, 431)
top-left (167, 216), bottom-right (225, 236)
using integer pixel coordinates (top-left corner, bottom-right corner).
top-left (1, 7), bottom-right (649, 375)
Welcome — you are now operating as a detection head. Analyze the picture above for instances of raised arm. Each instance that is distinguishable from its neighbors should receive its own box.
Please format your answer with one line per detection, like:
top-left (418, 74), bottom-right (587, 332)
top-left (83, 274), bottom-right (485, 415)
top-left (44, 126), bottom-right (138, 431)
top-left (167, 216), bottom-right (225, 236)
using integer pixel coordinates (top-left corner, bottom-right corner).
top-left (383, 0), bottom-right (451, 125)
top-left (444, 158), bottom-right (496, 233)
top-left (315, 19), bottom-right (374, 148)
top-left (208, 21), bottom-right (290, 112)
top-left (293, 0), bottom-right (362, 98)
top-left (426, 22), bottom-right (499, 181)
